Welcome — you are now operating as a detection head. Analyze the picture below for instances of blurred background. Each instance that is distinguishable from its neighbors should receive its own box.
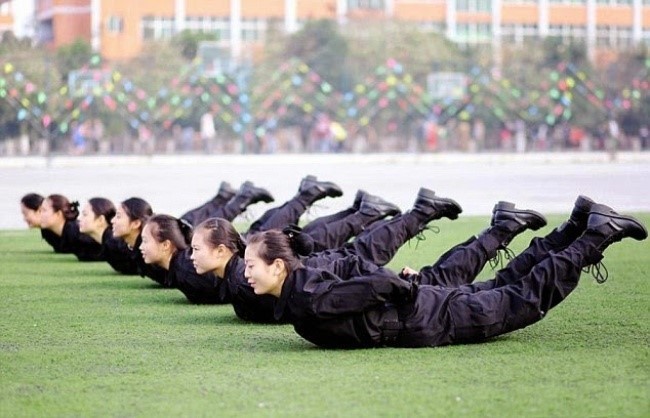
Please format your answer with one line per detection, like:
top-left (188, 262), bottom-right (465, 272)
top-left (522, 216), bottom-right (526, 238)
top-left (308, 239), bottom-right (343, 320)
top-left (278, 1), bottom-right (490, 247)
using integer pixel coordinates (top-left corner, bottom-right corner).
top-left (0, 0), bottom-right (648, 157)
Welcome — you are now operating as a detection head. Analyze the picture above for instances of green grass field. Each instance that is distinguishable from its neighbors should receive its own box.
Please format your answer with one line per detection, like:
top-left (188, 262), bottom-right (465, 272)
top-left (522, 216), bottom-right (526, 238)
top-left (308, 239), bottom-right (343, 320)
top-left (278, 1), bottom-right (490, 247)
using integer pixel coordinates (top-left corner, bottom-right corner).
top-left (1, 215), bottom-right (649, 417)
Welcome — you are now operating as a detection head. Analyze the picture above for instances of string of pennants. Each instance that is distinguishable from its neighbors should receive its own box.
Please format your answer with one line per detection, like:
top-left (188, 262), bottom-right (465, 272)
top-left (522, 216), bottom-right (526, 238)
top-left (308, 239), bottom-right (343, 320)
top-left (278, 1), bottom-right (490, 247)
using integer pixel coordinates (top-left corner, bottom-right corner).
top-left (1, 55), bottom-right (648, 138)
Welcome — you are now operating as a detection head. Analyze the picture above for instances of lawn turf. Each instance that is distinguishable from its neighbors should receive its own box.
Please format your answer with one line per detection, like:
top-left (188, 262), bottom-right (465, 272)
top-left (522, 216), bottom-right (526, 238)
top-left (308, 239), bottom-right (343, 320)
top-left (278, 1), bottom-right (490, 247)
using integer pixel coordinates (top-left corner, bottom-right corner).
top-left (1, 214), bottom-right (648, 417)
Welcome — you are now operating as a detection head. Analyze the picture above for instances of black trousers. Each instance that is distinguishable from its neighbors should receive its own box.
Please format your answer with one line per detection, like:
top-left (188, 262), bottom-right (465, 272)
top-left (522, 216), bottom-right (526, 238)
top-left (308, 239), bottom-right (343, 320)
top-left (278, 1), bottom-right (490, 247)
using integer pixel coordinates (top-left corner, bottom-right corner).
top-left (304, 210), bottom-right (427, 269)
top-left (396, 226), bottom-right (600, 347)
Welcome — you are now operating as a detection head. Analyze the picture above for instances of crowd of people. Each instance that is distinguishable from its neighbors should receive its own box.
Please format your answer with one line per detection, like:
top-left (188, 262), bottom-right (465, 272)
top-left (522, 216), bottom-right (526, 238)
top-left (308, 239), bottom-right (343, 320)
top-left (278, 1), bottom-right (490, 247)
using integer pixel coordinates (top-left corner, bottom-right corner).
top-left (19, 175), bottom-right (647, 349)
top-left (4, 112), bottom-right (650, 156)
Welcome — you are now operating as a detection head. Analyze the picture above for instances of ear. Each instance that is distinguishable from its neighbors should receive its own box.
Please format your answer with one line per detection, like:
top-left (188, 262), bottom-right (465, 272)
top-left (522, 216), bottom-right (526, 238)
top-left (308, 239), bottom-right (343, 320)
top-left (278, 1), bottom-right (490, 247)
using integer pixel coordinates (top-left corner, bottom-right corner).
top-left (131, 219), bottom-right (142, 231)
top-left (162, 240), bottom-right (173, 252)
top-left (273, 259), bottom-right (284, 275)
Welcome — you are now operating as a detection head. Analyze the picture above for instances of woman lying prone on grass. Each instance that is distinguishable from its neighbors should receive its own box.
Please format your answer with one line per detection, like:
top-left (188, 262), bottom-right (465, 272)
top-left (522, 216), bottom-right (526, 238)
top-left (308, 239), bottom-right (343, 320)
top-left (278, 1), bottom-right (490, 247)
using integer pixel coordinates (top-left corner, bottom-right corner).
top-left (20, 192), bottom-right (63, 253)
top-left (189, 190), bottom-right (553, 325)
top-left (76, 197), bottom-right (146, 276)
top-left (39, 194), bottom-right (104, 261)
top-left (242, 196), bottom-right (647, 349)
top-left (139, 214), bottom-right (231, 303)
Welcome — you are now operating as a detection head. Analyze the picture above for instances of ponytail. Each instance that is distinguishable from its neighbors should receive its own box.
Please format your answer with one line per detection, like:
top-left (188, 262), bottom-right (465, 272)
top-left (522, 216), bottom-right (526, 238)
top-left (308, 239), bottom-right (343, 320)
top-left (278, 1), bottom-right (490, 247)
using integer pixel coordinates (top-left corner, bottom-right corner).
top-left (282, 224), bottom-right (314, 256)
top-left (47, 194), bottom-right (80, 221)
top-left (177, 218), bottom-right (193, 245)
top-left (246, 228), bottom-right (310, 277)
top-left (194, 217), bottom-right (246, 255)
top-left (145, 214), bottom-right (191, 251)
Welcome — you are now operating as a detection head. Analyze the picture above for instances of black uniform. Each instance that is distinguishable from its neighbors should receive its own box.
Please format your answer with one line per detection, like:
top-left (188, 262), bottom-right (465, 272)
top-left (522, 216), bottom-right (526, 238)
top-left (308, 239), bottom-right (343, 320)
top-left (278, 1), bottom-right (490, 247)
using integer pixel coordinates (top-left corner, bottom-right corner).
top-left (130, 235), bottom-right (168, 286)
top-left (220, 210), bottom-right (432, 322)
top-left (271, 227), bottom-right (598, 349)
top-left (56, 220), bottom-right (105, 261)
top-left (301, 210), bottom-right (386, 253)
top-left (180, 194), bottom-right (249, 226)
top-left (100, 227), bottom-right (140, 275)
top-left (164, 249), bottom-right (231, 304)
top-left (40, 228), bottom-right (67, 253)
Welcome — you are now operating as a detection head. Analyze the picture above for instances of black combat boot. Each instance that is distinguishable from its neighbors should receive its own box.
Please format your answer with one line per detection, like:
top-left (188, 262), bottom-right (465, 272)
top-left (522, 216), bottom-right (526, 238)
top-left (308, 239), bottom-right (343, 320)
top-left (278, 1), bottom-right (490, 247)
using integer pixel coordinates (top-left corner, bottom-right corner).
top-left (584, 204), bottom-right (647, 251)
top-left (556, 195), bottom-right (595, 237)
top-left (230, 181), bottom-right (275, 211)
top-left (214, 181), bottom-right (237, 204)
top-left (489, 201), bottom-right (547, 249)
top-left (412, 187), bottom-right (462, 222)
top-left (482, 201), bottom-right (547, 269)
top-left (576, 203), bottom-right (647, 283)
top-left (352, 190), bottom-right (368, 211)
top-left (359, 193), bottom-right (401, 220)
top-left (298, 175), bottom-right (343, 206)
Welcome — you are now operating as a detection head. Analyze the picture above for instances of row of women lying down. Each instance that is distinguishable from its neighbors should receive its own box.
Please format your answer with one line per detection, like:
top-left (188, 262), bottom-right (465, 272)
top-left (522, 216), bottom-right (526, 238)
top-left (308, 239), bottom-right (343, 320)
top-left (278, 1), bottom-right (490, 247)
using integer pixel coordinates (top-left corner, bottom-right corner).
top-left (19, 174), bottom-right (647, 349)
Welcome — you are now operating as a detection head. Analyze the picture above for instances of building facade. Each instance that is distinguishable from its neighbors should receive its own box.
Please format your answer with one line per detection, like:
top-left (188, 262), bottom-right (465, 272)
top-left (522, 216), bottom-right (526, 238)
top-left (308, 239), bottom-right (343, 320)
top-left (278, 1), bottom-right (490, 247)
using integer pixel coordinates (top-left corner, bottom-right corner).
top-left (0, 0), bottom-right (35, 39)
top-left (1, 0), bottom-right (649, 63)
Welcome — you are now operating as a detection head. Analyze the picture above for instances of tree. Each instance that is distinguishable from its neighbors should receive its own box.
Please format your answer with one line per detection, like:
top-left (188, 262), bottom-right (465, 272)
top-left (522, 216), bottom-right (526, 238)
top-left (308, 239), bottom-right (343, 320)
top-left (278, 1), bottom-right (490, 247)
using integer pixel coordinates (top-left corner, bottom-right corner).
top-left (172, 30), bottom-right (218, 61)
top-left (284, 19), bottom-right (349, 91)
top-left (56, 39), bottom-right (93, 79)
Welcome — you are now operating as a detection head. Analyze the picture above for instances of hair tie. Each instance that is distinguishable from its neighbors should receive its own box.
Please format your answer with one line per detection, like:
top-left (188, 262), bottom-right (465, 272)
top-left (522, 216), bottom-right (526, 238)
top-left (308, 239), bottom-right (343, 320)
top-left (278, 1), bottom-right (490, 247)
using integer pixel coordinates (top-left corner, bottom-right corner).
top-left (177, 218), bottom-right (193, 234)
top-left (70, 201), bottom-right (80, 211)
top-left (282, 224), bottom-right (302, 240)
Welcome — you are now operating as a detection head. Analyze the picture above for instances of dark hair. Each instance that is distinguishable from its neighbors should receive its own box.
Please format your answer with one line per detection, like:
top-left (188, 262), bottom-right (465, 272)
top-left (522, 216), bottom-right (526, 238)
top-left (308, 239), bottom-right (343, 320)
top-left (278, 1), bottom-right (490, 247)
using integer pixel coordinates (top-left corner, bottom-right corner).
top-left (120, 197), bottom-right (152, 225)
top-left (145, 214), bottom-right (192, 251)
top-left (245, 228), bottom-right (313, 277)
top-left (47, 194), bottom-right (79, 221)
top-left (21, 193), bottom-right (44, 210)
top-left (88, 197), bottom-right (116, 224)
top-left (194, 218), bottom-right (246, 254)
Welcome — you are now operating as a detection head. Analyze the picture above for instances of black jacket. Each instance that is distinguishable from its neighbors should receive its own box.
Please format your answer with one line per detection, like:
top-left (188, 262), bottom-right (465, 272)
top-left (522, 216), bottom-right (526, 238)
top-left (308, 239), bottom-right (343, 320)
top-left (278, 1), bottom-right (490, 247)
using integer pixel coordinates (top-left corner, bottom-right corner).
top-left (222, 255), bottom-right (278, 323)
top-left (273, 266), bottom-right (416, 349)
top-left (40, 228), bottom-right (66, 253)
top-left (58, 220), bottom-right (104, 261)
top-left (100, 228), bottom-right (140, 275)
top-left (222, 252), bottom-right (385, 324)
top-left (131, 235), bottom-right (168, 286)
top-left (166, 249), bottom-right (230, 304)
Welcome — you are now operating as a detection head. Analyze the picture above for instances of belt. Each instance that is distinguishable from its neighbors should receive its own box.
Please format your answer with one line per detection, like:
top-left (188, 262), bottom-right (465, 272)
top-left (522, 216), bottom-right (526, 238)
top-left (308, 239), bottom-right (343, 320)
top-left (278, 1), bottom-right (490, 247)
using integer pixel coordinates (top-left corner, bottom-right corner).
top-left (381, 304), bottom-right (403, 344)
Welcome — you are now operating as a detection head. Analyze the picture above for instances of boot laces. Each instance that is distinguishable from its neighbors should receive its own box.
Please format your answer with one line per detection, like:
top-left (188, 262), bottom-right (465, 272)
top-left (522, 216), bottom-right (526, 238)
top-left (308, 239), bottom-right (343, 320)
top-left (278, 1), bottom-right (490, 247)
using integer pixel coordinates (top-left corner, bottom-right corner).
top-left (582, 261), bottom-right (609, 284)
top-left (304, 202), bottom-right (327, 220)
top-left (488, 247), bottom-right (516, 270)
top-left (409, 225), bottom-right (440, 249)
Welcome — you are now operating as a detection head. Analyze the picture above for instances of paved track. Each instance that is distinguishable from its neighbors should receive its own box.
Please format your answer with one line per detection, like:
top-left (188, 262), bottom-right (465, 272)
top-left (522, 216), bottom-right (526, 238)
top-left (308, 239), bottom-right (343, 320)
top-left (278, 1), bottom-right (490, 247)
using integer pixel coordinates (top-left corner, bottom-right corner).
top-left (2, 152), bottom-right (649, 230)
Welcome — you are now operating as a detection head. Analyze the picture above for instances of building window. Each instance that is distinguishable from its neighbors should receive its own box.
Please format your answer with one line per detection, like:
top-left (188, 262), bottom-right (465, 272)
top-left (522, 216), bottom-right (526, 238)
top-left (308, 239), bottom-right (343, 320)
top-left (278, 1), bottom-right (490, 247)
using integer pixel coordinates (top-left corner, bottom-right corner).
top-left (185, 16), bottom-right (230, 41)
top-left (457, 0), bottom-right (491, 11)
top-left (456, 23), bottom-right (492, 44)
top-left (141, 16), bottom-right (174, 40)
top-left (501, 23), bottom-right (539, 45)
top-left (596, 0), bottom-right (632, 4)
top-left (549, 0), bottom-right (586, 4)
top-left (106, 16), bottom-right (124, 34)
top-left (596, 25), bottom-right (633, 47)
top-left (348, 0), bottom-right (386, 10)
top-left (241, 18), bottom-right (267, 42)
top-left (548, 24), bottom-right (586, 42)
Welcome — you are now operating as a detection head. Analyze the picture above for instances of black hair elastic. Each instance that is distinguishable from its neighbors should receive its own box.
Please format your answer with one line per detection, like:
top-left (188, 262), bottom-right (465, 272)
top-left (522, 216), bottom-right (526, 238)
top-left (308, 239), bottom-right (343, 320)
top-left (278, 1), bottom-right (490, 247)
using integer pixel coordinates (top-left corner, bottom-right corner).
top-left (282, 224), bottom-right (303, 239)
top-left (70, 201), bottom-right (80, 211)
top-left (177, 218), bottom-right (193, 234)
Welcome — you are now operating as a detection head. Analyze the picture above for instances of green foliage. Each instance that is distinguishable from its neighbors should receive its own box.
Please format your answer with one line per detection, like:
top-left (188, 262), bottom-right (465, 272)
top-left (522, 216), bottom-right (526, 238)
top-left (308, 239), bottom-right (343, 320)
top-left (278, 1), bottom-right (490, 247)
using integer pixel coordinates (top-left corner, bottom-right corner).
top-left (284, 19), bottom-right (349, 91)
top-left (172, 29), bottom-right (219, 61)
top-left (1, 214), bottom-right (649, 417)
top-left (56, 38), bottom-right (93, 79)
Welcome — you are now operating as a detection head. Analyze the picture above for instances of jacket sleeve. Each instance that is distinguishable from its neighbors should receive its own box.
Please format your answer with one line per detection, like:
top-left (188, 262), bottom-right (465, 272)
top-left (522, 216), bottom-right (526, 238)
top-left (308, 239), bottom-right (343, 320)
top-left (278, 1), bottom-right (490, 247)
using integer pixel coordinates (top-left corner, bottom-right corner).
top-left (302, 268), bottom-right (416, 318)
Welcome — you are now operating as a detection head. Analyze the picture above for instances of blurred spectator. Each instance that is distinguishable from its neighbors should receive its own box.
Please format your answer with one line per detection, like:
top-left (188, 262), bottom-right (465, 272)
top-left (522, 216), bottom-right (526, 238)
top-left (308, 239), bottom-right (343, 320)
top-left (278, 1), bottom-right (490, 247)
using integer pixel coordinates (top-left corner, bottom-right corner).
top-left (200, 111), bottom-right (216, 153)
top-left (71, 121), bottom-right (87, 155)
